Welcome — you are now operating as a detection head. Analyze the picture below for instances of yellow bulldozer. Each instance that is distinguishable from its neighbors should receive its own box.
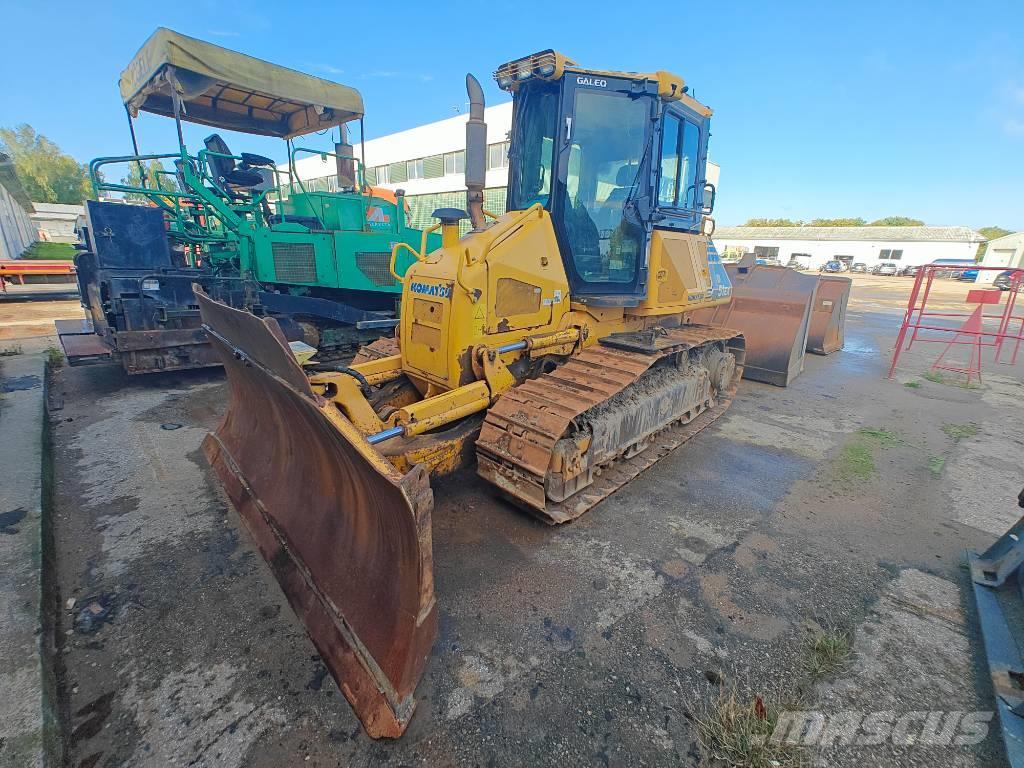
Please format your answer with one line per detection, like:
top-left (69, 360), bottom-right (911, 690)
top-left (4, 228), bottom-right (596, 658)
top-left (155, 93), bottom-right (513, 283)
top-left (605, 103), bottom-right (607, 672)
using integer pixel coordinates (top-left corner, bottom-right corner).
top-left (196, 50), bottom-right (750, 737)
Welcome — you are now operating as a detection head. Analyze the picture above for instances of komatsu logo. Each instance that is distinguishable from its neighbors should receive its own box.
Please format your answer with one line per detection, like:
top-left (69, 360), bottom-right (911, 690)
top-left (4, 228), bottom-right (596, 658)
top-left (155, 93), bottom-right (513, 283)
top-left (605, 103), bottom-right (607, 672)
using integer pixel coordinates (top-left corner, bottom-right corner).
top-left (409, 282), bottom-right (452, 299)
top-left (576, 76), bottom-right (607, 87)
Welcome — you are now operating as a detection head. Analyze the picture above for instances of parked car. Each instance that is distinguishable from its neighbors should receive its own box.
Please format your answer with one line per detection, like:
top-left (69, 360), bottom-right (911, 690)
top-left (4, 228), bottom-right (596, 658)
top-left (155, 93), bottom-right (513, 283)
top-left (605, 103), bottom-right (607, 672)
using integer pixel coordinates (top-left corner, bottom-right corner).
top-left (930, 258), bottom-right (976, 278)
top-left (875, 262), bottom-right (899, 276)
top-left (821, 260), bottom-right (846, 273)
top-left (994, 270), bottom-right (1020, 290)
top-left (900, 264), bottom-right (921, 277)
top-left (850, 262), bottom-right (867, 273)
top-left (786, 259), bottom-right (807, 270)
top-left (957, 268), bottom-right (979, 282)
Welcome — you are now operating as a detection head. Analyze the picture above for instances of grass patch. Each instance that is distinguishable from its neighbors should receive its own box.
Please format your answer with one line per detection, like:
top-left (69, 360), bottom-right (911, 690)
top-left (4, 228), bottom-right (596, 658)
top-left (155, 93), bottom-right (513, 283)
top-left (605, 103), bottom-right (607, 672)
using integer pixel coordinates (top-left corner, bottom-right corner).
top-left (837, 443), bottom-right (874, 479)
top-left (941, 423), bottom-right (978, 441)
top-left (804, 628), bottom-right (853, 680)
top-left (928, 456), bottom-right (945, 476)
top-left (21, 242), bottom-right (75, 260)
top-left (903, 380), bottom-right (921, 388)
top-left (694, 684), bottom-right (806, 768)
top-left (923, 370), bottom-right (981, 389)
top-left (1, 344), bottom-right (23, 356)
top-left (44, 345), bottom-right (64, 368)
top-left (834, 426), bottom-right (903, 481)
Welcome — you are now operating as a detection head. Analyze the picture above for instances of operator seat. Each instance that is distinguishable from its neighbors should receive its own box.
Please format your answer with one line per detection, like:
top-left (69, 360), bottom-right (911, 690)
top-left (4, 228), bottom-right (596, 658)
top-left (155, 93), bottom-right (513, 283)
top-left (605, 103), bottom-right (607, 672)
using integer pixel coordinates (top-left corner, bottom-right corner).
top-left (203, 134), bottom-right (272, 194)
top-left (593, 163), bottom-right (638, 234)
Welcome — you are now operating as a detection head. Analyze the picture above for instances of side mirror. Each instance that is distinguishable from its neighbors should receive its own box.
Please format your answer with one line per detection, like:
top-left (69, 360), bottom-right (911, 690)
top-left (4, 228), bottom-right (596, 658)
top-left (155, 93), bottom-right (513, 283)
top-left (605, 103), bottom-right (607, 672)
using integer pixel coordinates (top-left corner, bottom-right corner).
top-left (702, 182), bottom-right (716, 215)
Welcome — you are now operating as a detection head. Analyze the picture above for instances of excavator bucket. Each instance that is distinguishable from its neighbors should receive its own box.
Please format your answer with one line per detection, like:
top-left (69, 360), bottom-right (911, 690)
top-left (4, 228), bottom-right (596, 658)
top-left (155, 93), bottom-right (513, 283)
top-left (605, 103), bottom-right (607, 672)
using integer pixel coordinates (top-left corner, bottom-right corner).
top-left (689, 258), bottom-right (817, 386)
top-left (194, 288), bottom-right (437, 738)
top-left (806, 275), bottom-right (851, 355)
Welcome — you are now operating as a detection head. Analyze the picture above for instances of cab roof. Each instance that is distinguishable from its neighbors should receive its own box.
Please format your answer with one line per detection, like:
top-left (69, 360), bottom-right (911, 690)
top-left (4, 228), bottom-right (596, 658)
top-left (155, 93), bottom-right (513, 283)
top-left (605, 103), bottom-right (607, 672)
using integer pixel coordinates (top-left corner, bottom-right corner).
top-left (120, 28), bottom-right (364, 139)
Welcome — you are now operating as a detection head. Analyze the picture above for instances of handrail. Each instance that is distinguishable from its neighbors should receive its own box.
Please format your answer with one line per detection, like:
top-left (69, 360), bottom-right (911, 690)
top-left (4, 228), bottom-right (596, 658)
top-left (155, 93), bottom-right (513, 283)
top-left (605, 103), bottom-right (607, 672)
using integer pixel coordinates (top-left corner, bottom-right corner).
top-left (389, 221), bottom-right (444, 281)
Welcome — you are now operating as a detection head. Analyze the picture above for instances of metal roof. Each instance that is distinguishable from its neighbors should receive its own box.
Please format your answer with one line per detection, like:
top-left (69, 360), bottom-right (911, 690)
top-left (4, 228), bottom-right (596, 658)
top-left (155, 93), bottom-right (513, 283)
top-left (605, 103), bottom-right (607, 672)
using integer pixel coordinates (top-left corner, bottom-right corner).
top-left (714, 226), bottom-right (986, 243)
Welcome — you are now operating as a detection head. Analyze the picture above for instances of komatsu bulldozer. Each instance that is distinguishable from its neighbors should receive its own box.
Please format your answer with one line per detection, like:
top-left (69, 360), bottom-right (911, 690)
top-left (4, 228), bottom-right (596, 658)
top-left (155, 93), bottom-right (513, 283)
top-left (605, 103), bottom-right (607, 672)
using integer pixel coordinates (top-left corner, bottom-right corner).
top-left (196, 50), bottom-right (746, 737)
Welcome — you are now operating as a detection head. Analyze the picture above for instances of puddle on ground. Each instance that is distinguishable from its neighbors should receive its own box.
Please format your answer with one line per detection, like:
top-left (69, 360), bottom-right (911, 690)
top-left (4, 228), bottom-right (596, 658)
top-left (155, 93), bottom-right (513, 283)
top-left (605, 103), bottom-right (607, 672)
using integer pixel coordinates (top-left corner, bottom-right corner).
top-left (1, 374), bottom-right (41, 392)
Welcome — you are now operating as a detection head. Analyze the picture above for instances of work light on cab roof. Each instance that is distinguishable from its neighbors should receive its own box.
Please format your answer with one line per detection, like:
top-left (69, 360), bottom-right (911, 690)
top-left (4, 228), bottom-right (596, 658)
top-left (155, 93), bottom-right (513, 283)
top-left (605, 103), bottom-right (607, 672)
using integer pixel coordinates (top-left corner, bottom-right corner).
top-left (494, 50), bottom-right (573, 89)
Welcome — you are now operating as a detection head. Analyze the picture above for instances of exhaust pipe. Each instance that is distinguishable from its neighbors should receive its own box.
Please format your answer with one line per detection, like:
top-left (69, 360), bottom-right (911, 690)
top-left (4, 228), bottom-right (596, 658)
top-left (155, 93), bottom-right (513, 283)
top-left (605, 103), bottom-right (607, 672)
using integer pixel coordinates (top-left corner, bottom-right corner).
top-left (335, 123), bottom-right (356, 190)
top-left (465, 74), bottom-right (487, 231)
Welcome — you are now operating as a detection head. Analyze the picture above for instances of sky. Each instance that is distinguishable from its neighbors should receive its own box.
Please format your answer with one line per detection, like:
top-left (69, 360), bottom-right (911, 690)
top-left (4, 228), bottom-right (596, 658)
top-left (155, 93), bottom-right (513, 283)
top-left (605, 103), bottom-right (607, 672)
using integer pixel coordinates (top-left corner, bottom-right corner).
top-left (1, 0), bottom-right (1021, 229)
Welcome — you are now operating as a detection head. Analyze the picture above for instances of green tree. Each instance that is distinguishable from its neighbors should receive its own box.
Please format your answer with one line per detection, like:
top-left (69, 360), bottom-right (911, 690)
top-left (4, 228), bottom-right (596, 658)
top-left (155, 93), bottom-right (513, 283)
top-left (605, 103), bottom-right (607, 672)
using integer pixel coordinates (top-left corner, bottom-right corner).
top-left (120, 158), bottom-right (178, 201)
top-left (809, 217), bottom-right (866, 227)
top-left (0, 124), bottom-right (92, 204)
top-left (743, 218), bottom-right (803, 227)
top-left (869, 216), bottom-right (925, 226)
top-left (976, 226), bottom-right (1013, 261)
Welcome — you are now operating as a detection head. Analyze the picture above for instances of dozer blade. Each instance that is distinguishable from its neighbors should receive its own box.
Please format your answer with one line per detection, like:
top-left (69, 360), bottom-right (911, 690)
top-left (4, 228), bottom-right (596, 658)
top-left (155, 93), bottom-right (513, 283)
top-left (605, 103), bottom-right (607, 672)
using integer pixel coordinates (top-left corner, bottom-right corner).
top-left (689, 259), bottom-right (817, 386)
top-left (194, 288), bottom-right (436, 739)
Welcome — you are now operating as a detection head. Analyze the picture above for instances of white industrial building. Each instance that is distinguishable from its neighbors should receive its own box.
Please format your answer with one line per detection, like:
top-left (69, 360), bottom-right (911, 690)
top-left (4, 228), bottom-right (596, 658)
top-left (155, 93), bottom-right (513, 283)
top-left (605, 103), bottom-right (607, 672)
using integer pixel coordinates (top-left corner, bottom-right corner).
top-left (712, 225), bottom-right (986, 271)
top-left (30, 202), bottom-right (83, 243)
top-left (285, 101), bottom-right (719, 229)
top-left (977, 232), bottom-right (1024, 284)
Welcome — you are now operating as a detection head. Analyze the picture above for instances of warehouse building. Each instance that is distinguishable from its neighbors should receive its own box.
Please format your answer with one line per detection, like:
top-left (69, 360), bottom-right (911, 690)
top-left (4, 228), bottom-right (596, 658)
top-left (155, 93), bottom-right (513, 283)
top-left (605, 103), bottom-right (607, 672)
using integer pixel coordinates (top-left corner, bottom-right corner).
top-left (286, 102), bottom-right (719, 230)
top-left (977, 232), bottom-right (1024, 284)
top-left (713, 225), bottom-right (985, 271)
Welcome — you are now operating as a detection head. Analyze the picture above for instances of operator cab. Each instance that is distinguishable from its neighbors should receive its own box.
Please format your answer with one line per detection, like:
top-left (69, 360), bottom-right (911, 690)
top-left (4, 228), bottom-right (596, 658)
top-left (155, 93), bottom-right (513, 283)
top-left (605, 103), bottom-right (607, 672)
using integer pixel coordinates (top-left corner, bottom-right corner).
top-left (499, 52), bottom-right (714, 305)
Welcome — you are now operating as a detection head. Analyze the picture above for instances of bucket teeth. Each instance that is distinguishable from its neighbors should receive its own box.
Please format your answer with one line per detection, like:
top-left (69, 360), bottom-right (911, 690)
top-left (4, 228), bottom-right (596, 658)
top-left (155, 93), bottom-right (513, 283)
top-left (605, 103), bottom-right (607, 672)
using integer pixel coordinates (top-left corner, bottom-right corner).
top-left (195, 288), bottom-right (436, 738)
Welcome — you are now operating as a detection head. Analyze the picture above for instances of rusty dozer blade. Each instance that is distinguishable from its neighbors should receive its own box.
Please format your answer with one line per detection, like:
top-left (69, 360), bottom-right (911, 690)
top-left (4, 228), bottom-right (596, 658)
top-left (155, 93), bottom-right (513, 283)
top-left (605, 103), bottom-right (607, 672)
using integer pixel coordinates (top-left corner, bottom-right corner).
top-left (807, 275), bottom-right (851, 355)
top-left (689, 257), bottom-right (817, 386)
top-left (193, 288), bottom-right (436, 739)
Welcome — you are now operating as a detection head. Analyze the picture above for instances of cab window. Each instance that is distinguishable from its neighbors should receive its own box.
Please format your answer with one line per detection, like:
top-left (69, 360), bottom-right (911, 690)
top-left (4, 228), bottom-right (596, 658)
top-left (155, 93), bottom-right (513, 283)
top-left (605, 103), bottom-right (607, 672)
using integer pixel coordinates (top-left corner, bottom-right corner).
top-left (658, 114), bottom-right (701, 209)
top-left (509, 82), bottom-right (558, 211)
top-left (560, 89), bottom-right (649, 285)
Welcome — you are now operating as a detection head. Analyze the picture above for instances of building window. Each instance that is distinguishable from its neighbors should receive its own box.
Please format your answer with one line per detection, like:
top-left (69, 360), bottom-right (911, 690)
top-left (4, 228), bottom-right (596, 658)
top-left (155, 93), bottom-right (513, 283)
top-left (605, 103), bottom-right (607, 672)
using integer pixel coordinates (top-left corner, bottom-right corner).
top-left (879, 248), bottom-right (903, 260)
top-left (406, 158), bottom-right (424, 180)
top-left (444, 150), bottom-right (465, 175)
top-left (373, 165), bottom-right (388, 185)
top-left (487, 141), bottom-right (510, 170)
top-left (388, 161), bottom-right (407, 184)
top-left (423, 155), bottom-right (444, 179)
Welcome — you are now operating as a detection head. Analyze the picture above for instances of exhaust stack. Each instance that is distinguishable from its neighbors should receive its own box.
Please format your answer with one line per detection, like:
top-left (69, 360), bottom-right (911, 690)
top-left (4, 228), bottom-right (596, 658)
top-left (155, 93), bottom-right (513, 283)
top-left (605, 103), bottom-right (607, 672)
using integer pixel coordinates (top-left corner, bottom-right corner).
top-left (335, 123), bottom-right (356, 190)
top-left (465, 74), bottom-right (487, 230)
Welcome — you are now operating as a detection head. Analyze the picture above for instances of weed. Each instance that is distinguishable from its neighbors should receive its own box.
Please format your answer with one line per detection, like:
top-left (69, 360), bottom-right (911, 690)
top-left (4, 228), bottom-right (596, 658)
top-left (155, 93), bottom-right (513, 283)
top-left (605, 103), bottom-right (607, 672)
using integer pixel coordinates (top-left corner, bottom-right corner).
top-left (928, 456), bottom-right (946, 476)
top-left (804, 628), bottom-right (853, 680)
top-left (923, 370), bottom-right (944, 384)
top-left (0, 344), bottom-right (23, 357)
top-left (694, 683), bottom-right (806, 768)
top-left (857, 427), bottom-right (900, 446)
top-left (941, 423), bottom-right (978, 441)
top-left (44, 345), bottom-right (64, 368)
top-left (903, 380), bottom-right (921, 388)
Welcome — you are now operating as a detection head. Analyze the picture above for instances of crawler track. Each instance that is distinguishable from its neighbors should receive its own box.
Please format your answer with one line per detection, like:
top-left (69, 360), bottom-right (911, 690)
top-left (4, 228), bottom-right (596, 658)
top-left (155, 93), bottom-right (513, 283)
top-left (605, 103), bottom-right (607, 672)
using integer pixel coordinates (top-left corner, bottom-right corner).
top-left (476, 325), bottom-right (745, 523)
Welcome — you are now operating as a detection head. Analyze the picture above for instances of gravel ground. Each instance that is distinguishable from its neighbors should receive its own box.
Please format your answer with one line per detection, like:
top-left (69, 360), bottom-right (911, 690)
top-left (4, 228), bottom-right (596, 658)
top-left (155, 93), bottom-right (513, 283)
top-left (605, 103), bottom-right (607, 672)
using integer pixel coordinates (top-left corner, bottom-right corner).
top-left (23, 274), bottom-right (1024, 766)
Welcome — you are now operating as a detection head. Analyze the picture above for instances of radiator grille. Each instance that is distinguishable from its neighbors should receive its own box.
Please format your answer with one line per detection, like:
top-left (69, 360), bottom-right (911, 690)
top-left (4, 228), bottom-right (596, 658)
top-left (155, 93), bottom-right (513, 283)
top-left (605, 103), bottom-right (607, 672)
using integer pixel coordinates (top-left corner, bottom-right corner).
top-left (272, 242), bottom-right (317, 283)
top-left (356, 251), bottom-right (398, 287)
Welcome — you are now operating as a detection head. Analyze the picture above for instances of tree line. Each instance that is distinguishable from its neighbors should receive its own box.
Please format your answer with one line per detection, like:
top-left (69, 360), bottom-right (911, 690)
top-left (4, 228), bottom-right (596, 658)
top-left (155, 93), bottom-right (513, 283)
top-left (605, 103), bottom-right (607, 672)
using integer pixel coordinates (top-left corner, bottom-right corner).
top-left (0, 123), bottom-right (174, 205)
